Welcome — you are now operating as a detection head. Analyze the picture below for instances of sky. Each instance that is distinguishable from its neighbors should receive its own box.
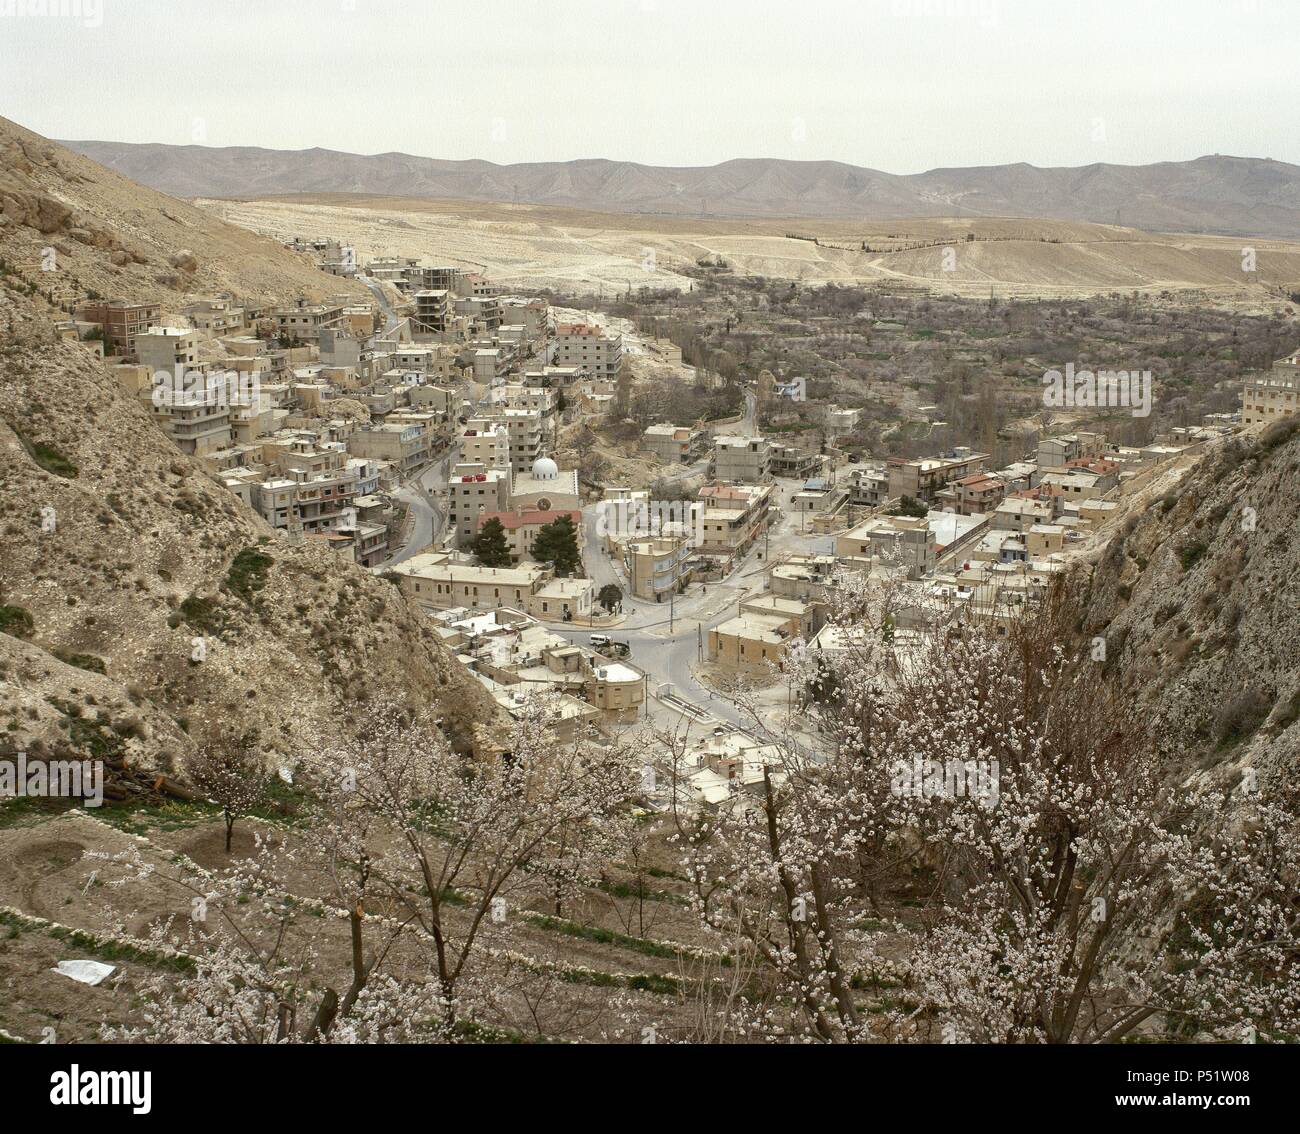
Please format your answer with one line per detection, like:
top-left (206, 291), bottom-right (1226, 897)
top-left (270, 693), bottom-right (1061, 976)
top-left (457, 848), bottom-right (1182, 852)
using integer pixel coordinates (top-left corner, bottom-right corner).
top-left (1, 0), bottom-right (1297, 172)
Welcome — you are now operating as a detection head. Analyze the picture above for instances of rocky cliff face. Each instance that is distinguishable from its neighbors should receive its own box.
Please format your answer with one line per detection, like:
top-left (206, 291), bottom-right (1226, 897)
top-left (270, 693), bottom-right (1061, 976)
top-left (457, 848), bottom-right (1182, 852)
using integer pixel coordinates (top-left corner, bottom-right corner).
top-left (1080, 420), bottom-right (1300, 781)
top-left (0, 292), bottom-right (496, 775)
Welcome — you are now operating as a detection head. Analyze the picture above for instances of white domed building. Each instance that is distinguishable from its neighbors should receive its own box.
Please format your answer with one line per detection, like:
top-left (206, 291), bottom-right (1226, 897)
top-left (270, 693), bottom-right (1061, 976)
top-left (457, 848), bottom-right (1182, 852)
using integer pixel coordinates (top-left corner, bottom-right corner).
top-left (510, 454), bottom-right (580, 513)
top-left (530, 456), bottom-right (559, 481)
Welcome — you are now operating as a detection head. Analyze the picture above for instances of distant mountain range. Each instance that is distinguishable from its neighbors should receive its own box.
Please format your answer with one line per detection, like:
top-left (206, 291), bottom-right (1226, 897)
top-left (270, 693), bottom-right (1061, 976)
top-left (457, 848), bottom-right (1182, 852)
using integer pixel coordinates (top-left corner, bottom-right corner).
top-left (58, 140), bottom-right (1300, 238)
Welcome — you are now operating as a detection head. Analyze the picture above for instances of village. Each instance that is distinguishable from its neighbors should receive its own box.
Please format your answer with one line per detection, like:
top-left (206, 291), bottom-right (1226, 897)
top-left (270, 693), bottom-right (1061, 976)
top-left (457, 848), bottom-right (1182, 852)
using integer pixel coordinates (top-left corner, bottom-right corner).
top-left (54, 241), bottom-right (1296, 813)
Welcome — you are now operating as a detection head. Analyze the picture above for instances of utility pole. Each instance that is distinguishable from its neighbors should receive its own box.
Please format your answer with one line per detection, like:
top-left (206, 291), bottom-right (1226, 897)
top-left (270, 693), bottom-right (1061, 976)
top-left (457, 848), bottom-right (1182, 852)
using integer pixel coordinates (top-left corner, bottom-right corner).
top-left (697, 622), bottom-right (703, 663)
top-left (669, 583), bottom-right (675, 633)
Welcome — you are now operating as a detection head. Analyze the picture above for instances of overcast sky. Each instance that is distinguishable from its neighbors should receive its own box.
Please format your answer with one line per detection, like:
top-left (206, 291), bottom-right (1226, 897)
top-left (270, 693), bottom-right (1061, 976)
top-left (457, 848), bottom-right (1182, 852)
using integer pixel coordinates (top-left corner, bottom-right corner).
top-left (2, 0), bottom-right (1296, 171)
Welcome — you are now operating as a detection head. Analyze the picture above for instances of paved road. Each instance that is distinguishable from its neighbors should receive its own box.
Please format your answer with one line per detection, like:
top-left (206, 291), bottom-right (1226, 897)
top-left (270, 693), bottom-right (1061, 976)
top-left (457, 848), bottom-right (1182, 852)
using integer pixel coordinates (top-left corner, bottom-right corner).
top-left (360, 275), bottom-right (401, 337)
top-left (385, 447), bottom-right (457, 566)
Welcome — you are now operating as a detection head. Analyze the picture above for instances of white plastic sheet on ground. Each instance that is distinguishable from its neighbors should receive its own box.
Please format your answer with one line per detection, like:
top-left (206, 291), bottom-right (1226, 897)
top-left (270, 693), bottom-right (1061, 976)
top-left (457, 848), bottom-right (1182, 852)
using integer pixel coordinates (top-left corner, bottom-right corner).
top-left (51, 959), bottom-right (115, 985)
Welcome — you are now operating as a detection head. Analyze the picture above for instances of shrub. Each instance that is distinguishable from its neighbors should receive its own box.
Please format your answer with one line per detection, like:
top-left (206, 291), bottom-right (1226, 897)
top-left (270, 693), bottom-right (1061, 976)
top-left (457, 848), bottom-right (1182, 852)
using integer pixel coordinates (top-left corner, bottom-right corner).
top-left (178, 595), bottom-right (221, 635)
top-left (12, 428), bottom-right (78, 478)
top-left (52, 650), bottom-right (106, 674)
top-left (1259, 416), bottom-right (1300, 453)
top-left (1214, 689), bottom-right (1272, 749)
top-left (0, 605), bottom-right (35, 639)
top-left (225, 548), bottom-right (273, 602)
top-left (1178, 541), bottom-right (1207, 572)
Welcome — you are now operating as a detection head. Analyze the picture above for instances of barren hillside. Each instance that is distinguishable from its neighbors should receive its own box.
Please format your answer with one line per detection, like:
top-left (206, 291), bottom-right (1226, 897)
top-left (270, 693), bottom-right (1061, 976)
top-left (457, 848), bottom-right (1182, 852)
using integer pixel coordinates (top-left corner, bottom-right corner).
top-left (198, 193), bottom-right (1300, 301)
top-left (0, 115), bottom-right (367, 309)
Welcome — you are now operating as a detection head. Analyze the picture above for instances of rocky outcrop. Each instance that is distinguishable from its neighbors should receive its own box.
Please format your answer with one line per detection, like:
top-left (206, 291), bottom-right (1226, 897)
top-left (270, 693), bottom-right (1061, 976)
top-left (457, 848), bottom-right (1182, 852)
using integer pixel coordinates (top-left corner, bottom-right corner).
top-left (1079, 421), bottom-right (1300, 781)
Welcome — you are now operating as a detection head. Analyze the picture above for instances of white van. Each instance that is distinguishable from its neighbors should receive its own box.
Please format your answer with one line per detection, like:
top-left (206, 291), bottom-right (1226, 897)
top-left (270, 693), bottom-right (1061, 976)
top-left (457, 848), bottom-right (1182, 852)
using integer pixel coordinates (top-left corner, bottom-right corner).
top-left (589, 634), bottom-right (611, 648)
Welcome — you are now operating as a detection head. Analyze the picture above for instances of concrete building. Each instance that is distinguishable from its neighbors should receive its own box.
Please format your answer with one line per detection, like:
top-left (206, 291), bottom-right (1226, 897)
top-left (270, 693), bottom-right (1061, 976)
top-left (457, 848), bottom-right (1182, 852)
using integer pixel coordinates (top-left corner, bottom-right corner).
top-left (769, 554), bottom-right (838, 602)
top-left (552, 323), bottom-right (622, 377)
top-left (74, 299), bottom-right (161, 356)
top-left (696, 483), bottom-right (773, 565)
top-left (769, 443), bottom-right (824, 479)
top-left (836, 515), bottom-right (936, 579)
top-left (468, 409), bottom-right (544, 473)
top-left (1241, 350), bottom-right (1300, 425)
top-left (146, 378), bottom-right (233, 456)
top-left (627, 534), bottom-right (694, 601)
top-left (641, 423), bottom-right (709, 464)
top-left (711, 435), bottom-right (772, 484)
top-left (449, 463), bottom-right (512, 547)
top-left (184, 297), bottom-right (246, 338)
top-left (886, 448), bottom-right (988, 503)
top-left (455, 295), bottom-right (503, 333)
top-left (991, 496), bottom-right (1060, 533)
top-left (938, 472), bottom-right (1007, 516)
top-left (135, 326), bottom-right (200, 374)
top-left (273, 301), bottom-right (346, 340)
top-left (412, 290), bottom-right (453, 336)
top-left (347, 422), bottom-right (433, 475)
top-left (460, 424), bottom-right (511, 470)
top-left (1037, 432), bottom-right (1106, 473)
top-left (845, 465), bottom-right (890, 508)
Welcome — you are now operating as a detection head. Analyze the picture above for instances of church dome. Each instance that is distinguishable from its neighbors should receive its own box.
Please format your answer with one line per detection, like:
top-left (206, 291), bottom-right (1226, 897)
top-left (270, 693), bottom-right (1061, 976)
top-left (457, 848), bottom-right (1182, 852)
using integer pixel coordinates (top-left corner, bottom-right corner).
top-left (531, 456), bottom-right (559, 480)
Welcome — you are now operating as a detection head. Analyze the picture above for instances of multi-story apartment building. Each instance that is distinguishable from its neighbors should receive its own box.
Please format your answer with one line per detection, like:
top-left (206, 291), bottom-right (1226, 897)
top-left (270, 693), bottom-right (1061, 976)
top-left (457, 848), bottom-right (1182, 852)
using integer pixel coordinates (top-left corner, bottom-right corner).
top-left (467, 410), bottom-right (544, 473)
top-left (696, 483), bottom-right (773, 564)
top-left (552, 323), bottom-right (622, 377)
top-left (1036, 432), bottom-right (1106, 473)
top-left (412, 290), bottom-right (453, 336)
top-left (769, 443), bottom-right (823, 479)
top-left (835, 515), bottom-right (937, 579)
top-left (75, 299), bottom-right (161, 357)
top-left (183, 297), bottom-right (246, 337)
top-left (273, 301), bottom-right (346, 340)
top-left (498, 296), bottom-right (549, 336)
top-left (455, 295), bottom-right (502, 333)
top-left (346, 422), bottom-right (433, 475)
top-left (938, 472), bottom-right (1008, 516)
top-left (250, 446), bottom-right (360, 537)
top-left (1241, 350), bottom-right (1300, 425)
top-left (627, 534), bottom-right (694, 601)
top-left (711, 435), bottom-right (772, 484)
top-left (991, 496), bottom-right (1061, 533)
top-left (448, 463), bottom-right (513, 547)
top-left (404, 266), bottom-right (464, 294)
top-left (135, 326), bottom-right (201, 374)
top-left (886, 447), bottom-right (989, 503)
top-left (460, 424), bottom-right (511, 470)
top-left (490, 383), bottom-right (556, 416)
top-left (845, 465), bottom-right (889, 508)
top-left (472, 346), bottom-right (513, 384)
top-left (146, 378), bottom-right (233, 456)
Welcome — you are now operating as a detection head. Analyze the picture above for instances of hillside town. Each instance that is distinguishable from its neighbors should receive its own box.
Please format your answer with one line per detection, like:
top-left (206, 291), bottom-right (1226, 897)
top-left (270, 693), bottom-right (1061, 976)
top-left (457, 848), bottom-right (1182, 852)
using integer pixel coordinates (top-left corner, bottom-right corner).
top-left (3, 0), bottom-right (1300, 1072)
top-left (51, 245), bottom-right (1277, 812)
